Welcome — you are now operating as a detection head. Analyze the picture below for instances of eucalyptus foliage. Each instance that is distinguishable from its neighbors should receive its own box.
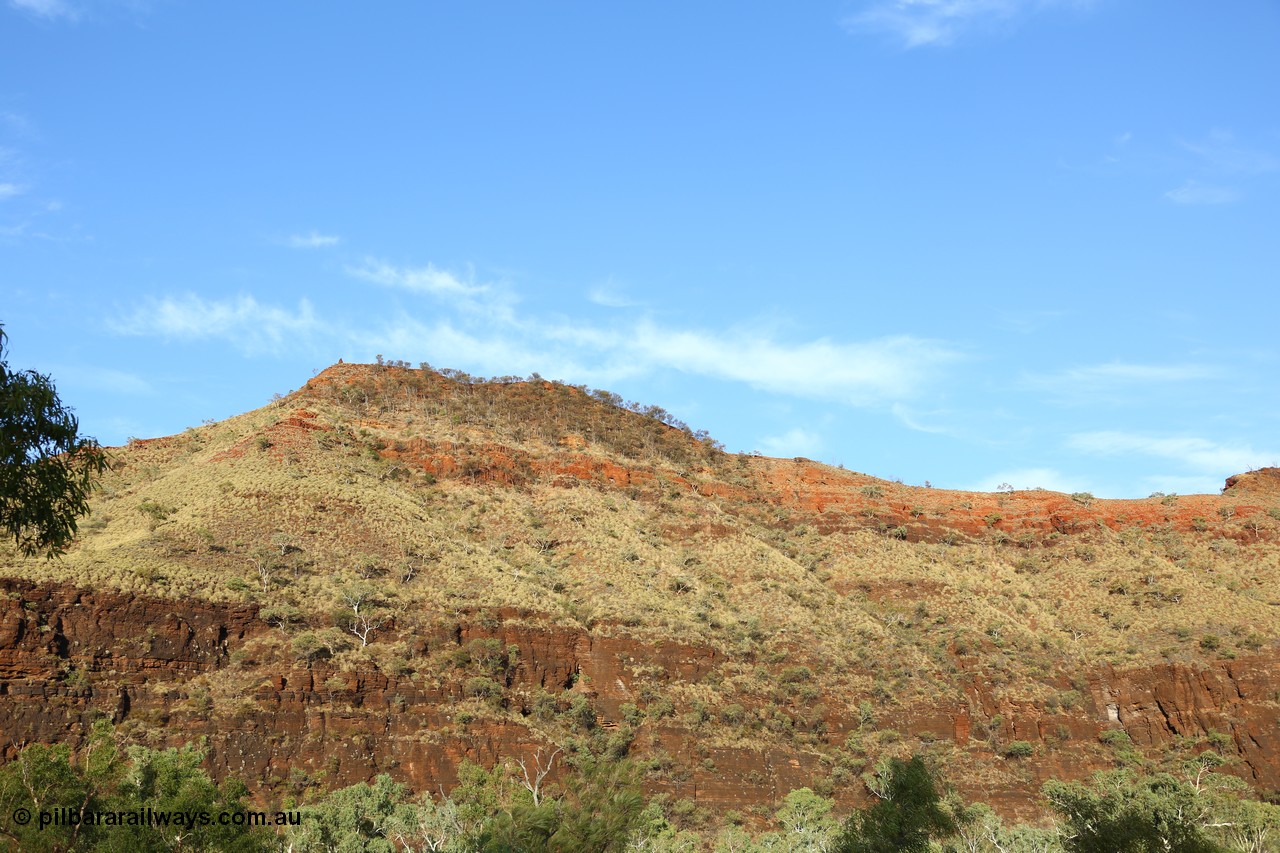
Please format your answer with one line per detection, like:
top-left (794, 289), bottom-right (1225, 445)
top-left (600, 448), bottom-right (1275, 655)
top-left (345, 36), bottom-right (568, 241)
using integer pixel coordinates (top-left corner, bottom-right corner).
top-left (0, 324), bottom-right (107, 558)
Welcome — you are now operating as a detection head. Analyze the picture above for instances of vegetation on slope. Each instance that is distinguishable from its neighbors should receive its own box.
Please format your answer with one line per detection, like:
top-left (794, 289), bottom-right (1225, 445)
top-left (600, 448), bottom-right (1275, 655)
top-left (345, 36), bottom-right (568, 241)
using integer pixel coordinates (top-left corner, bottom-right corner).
top-left (1, 361), bottom-right (1278, 835)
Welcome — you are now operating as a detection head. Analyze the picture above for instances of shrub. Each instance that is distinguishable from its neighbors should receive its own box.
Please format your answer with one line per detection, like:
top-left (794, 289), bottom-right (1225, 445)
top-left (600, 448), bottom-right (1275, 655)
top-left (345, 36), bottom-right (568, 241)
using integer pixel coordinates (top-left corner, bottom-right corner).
top-left (1003, 741), bottom-right (1035, 758)
top-left (136, 500), bottom-right (173, 526)
top-left (464, 676), bottom-right (503, 702)
top-left (1206, 731), bottom-right (1233, 749)
top-left (780, 666), bottom-right (814, 684)
top-left (1098, 729), bottom-right (1131, 747)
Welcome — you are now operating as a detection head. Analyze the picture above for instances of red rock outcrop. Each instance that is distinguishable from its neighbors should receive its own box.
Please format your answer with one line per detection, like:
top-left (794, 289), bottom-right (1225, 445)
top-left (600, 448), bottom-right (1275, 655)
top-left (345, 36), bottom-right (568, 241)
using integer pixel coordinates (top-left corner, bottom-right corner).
top-left (2, 578), bottom-right (1277, 820)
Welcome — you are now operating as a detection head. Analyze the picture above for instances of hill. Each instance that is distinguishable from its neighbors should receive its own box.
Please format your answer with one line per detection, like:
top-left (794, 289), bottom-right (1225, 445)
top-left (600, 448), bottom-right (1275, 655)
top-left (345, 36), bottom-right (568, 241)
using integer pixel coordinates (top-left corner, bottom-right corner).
top-left (2, 361), bottom-right (1278, 833)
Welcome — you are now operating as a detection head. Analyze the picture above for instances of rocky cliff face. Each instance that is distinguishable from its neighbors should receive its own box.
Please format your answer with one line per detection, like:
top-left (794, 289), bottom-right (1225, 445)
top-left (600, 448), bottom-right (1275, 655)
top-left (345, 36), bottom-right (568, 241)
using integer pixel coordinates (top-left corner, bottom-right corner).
top-left (3, 577), bottom-right (1276, 819)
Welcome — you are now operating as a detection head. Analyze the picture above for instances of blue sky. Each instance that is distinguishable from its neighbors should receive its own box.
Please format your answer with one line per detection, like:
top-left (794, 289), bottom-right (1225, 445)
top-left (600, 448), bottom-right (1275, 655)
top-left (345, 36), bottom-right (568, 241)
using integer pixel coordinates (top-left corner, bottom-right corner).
top-left (2, 1), bottom-right (1278, 497)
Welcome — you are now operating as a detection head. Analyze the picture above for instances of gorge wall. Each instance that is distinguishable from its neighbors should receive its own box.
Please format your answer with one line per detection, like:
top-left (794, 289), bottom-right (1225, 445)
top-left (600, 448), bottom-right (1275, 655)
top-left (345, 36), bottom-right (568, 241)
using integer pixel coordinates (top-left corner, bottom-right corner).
top-left (3, 577), bottom-right (1277, 820)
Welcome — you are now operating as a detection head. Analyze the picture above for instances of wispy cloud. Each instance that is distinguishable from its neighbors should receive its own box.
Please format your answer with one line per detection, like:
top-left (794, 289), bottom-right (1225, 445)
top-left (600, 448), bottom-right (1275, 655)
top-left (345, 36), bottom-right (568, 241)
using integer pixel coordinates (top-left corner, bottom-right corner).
top-left (1024, 361), bottom-right (1216, 402)
top-left (347, 259), bottom-right (488, 298)
top-left (1067, 431), bottom-right (1278, 476)
top-left (0, 182), bottom-right (23, 200)
top-left (842, 0), bottom-right (1091, 48)
top-left (112, 294), bottom-right (325, 355)
top-left (1161, 130), bottom-right (1276, 206)
top-left (1163, 180), bottom-right (1240, 206)
top-left (118, 257), bottom-right (963, 407)
top-left (624, 325), bottom-right (960, 405)
top-left (358, 313), bottom-right (959, 406)
top-left (1051, 362), bottom-right (1216, 383)
top-left (759, 428), bottom-right (825, 458)
top-left (967, 467), bottom-right (1094, 495)
top-left (587, 282), bottom-right (640, 308)
top-left (1179, 130), bottom-right (1278, 176)
top-left (9, 0), bottom-right (80, 20)
top-left (285, 231), bottom-right (341, 249)
top-left (891, 402), bottom-right (952, 434)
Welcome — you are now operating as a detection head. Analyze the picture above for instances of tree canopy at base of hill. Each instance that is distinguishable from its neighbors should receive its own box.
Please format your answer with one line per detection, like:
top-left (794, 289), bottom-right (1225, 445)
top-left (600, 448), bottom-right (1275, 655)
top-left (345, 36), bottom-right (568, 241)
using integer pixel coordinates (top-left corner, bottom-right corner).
top-left (4, 729), bottom-right (1278, 852)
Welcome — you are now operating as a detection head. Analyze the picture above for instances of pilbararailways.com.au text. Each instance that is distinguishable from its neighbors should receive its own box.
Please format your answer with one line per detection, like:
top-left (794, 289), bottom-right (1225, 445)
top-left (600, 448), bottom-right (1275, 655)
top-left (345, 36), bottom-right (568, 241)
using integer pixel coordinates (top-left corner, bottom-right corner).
top-left (28, 806), bottom-right (301, 830)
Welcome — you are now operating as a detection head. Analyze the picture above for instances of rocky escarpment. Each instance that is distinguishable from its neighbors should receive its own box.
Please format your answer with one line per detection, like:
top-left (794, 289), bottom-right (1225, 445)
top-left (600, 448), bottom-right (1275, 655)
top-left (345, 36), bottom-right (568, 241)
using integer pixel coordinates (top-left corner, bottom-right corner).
top-left (3, 578), bottom-right (1277, 819)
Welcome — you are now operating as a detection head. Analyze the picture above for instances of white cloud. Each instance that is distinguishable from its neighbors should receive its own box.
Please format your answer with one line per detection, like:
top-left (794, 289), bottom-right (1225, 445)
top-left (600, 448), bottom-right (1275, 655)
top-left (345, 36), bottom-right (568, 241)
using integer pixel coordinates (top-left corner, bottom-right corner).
top-left (118, 254), bottom-right (962, 408)
top-left (891, 403), bottom-right (952, 434)
top-left (587, 283), bottom-right (640, 308)
top-left (1140, 474), bottom-right (1227, 497)
top-left (0, 182), bottom-right (23, 200)
top-left (624, 324), bottom-right (959, 405)
top-left (347, 259), bottom-right (489, 298)
top-left (9, 0), bottom-right (79, 20)
top-left (112, 294), bottom-right (325, 355)
top-left (966, 467), bottom-right (1094, 495)
top-left (1163, 180), bottom-right (1240, 206)
top-left (352, 306), bottom-right (957, 414)
top-left (1023, 361), bottom-right (1217, 403)
top-left (1067, 431), bottom-right (1277, 475)
top-left (285, 231), bottom-right (341, 249)
top-left (342, 261), bottom-right (960, 403)
top-left (353, 314), bottom-right (578, 381)
top-left (758, 428), bottom-right (825, 459)
top-left (842, 0), bottom-right (1091, 48)
top-left (1052, 362), bottom-right (1215, 383)
top-left (354, 312), bottom-right (960, 407)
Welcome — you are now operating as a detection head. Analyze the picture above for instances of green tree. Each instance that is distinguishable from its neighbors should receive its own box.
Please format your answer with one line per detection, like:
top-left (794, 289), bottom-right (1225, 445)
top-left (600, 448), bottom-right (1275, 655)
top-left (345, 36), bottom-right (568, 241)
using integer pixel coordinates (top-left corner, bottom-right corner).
top-left (1212, 796), bottom-right (1280, 853)
top-left (945, 800), bottom-right (1060, 853)
top-left (747, 788), bottom-right (840, 851)
top-left (98, 744), bottom-right (272, 853)
top-left (0, 742), bottom-right (99, 852)
top-left (545, 759), bottom-right (647, 851)
top-left (833, 756), bottom-right (956, 853)
top-left (1044, 769), bottom-right (1225, 853)
top-left (475, 758), bottom-right (647, 852)
top-left (0, 723), bottom-right (271, 852)
top-left (288, 773), bottom-right (412, 853)
top-left (0, 324), bottom-right (107, 558)
top-left (0, 720), bottom-right (121, 852)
